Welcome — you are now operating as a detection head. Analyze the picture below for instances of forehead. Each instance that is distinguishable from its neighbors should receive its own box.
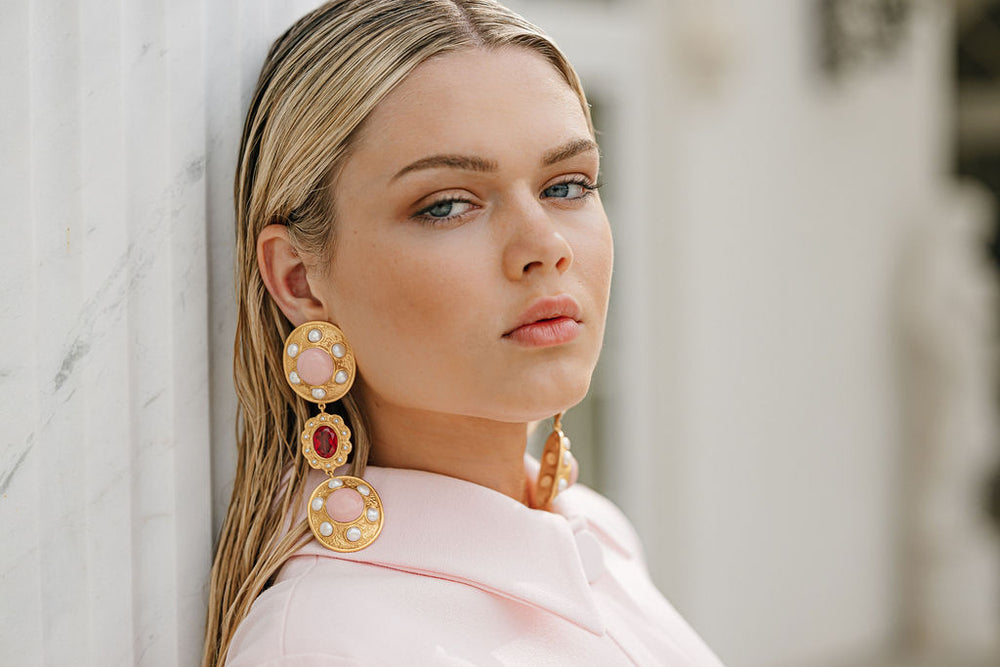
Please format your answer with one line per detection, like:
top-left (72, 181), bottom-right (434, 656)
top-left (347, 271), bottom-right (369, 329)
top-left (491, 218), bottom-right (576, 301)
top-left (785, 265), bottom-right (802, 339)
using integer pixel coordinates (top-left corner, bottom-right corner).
top-left (348, 47), bottom-right (591, 174)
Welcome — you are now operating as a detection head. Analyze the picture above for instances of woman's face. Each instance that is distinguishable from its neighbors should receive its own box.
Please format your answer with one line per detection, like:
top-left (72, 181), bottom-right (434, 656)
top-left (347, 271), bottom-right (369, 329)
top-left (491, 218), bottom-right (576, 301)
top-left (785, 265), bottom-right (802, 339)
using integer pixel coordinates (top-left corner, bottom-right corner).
top-left (313, 47), bottom-right (613, 422)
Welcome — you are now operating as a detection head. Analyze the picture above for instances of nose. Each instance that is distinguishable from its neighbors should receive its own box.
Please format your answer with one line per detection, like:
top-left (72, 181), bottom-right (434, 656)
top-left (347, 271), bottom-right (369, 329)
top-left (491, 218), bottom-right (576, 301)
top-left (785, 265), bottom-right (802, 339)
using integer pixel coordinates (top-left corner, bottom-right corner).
top-left (500, 194), bottom-right (573, 281)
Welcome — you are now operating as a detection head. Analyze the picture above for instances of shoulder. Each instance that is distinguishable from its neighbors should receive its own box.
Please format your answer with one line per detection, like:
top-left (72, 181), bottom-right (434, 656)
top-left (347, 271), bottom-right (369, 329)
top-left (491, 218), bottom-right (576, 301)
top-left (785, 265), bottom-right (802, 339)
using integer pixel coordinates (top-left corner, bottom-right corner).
top-left (225, 556), bottom-right (389, 665)
top-left (225, 554), bottom-right (505, 666)
top-left (227, 653), bottom-right (363, 667)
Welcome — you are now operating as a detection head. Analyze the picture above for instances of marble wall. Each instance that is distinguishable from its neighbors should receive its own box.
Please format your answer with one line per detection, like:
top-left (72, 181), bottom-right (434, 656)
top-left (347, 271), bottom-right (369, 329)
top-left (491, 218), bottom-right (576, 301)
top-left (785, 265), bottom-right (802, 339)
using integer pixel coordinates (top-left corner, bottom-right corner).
top-left (0, 1), bottom-right (320, 663)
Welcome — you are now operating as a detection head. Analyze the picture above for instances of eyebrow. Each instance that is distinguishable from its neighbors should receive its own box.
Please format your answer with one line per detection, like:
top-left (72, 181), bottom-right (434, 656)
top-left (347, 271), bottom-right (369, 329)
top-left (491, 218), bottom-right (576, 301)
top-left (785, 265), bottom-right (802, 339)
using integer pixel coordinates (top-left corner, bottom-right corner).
top-left (541, 138), bottom-right (599, 166)
top-left (390, 138), bottom-right (599, 182)
top-left (391, 154), bottom-right (498, 181)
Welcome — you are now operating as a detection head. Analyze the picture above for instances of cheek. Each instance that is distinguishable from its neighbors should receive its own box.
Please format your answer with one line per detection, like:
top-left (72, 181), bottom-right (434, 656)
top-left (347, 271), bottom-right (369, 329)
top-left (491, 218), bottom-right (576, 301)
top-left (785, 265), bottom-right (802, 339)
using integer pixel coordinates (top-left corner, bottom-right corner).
top-left (595, 219), bottom-right (614, 290)
top-left (573, 213), bottom-right (614, 306)
top-left (328, 228), bottom-right (495, 402)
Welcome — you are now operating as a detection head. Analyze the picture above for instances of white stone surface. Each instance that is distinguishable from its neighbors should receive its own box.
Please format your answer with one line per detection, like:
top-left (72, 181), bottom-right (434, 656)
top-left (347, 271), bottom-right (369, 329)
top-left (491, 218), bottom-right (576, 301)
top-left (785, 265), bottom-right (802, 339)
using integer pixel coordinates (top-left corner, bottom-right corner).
top-left (0, 1), bottom-right (320, 664)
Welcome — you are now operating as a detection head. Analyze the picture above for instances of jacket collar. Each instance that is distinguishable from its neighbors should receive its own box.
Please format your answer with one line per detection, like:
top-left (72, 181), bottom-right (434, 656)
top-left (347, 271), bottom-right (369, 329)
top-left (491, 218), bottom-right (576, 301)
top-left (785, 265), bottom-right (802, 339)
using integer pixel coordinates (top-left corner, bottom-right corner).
top-left (291, 457), bottom-right (615, 635)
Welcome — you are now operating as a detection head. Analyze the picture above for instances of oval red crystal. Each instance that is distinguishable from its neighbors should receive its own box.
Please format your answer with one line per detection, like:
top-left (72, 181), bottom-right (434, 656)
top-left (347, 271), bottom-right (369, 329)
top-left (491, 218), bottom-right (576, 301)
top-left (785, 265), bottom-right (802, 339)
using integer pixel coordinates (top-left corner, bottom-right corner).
top-left (312, 426), bottom-right (338, 458)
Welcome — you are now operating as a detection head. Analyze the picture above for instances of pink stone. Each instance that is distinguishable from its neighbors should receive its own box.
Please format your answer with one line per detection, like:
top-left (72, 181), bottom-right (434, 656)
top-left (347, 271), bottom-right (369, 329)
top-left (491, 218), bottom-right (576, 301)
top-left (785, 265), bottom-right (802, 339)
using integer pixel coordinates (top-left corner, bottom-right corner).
top-left (297, 348), bottom-right (335, 386)
top-left (326, 487), bottom-right (364, 522)
top-left (312, 426), bottom-right (338, 458)
top-left (569, 457), bottom-right (579, 487)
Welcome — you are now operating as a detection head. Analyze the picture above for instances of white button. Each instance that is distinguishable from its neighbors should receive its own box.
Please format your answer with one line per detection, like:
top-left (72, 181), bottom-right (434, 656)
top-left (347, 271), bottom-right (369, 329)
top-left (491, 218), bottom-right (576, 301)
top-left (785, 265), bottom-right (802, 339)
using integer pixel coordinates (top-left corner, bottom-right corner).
top-left (574, 530), bottom-right (605, 583)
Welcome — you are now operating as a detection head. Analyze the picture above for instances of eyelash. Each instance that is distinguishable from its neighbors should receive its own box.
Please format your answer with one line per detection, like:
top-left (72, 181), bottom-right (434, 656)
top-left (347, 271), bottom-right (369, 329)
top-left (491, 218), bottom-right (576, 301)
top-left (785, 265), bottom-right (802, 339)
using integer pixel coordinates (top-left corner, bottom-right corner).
top-left (411, 176), bottom-right (602, 225)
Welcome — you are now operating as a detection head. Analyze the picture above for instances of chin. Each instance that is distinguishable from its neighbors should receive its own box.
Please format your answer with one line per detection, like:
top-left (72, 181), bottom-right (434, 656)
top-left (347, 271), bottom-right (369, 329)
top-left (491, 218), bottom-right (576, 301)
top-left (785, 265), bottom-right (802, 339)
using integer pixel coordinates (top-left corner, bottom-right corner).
top-left (487, 364), bottom-right (595, 423)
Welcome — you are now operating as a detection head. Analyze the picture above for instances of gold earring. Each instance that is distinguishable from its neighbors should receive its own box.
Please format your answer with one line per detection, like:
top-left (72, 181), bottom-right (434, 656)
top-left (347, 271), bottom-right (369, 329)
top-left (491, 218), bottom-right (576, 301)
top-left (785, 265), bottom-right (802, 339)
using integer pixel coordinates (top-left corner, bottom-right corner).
top-left (534, 412), bottom-right (578, 509)
top-left (283, 321), bottom-right (384, 552)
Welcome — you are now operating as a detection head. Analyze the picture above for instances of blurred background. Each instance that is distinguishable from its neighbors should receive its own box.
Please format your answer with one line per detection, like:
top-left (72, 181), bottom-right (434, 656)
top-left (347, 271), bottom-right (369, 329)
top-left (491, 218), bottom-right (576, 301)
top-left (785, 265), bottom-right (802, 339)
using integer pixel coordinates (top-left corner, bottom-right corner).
top-left (1, 1), bottom-right (999, 665)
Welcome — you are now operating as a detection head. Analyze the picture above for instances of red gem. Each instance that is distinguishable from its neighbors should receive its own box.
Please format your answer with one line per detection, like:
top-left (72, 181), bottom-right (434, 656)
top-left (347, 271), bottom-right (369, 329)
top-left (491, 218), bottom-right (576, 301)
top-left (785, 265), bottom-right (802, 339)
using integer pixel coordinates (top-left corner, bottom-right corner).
top-left (312, 426), bottom-right (338, 458)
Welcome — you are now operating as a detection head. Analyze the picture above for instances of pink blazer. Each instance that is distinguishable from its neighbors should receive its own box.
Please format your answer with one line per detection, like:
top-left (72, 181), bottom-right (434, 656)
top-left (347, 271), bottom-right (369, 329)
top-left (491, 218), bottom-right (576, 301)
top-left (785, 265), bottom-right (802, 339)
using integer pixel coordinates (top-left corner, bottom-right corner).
top-left (226, 460), bottom-right (724, 666)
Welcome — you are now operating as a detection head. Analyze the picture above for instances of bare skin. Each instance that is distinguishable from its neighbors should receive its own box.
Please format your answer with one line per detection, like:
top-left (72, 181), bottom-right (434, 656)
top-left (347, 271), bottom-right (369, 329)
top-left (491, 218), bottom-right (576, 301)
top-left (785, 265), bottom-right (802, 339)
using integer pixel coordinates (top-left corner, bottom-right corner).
top-left (258, 47), bottom-right (613, 504)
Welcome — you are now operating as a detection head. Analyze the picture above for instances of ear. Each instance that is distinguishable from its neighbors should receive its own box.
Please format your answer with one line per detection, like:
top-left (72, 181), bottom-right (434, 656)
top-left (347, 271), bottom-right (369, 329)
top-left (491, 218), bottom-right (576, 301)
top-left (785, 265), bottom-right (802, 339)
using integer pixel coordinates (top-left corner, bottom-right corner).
top-left (257, 224), bottom-right (328, 326)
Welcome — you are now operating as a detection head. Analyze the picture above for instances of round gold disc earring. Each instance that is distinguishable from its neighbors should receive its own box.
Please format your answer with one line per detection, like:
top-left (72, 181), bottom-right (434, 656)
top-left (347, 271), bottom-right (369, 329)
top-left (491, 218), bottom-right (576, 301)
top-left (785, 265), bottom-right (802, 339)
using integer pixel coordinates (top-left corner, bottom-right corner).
top-left (283, 321), bottom-right (384, 552)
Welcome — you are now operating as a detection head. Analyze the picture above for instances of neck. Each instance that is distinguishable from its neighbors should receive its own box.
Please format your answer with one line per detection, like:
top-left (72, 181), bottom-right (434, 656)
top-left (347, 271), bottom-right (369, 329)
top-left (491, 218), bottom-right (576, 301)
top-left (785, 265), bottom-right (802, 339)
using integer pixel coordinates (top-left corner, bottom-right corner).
top-left (361, 395), bottom-right (530, 504)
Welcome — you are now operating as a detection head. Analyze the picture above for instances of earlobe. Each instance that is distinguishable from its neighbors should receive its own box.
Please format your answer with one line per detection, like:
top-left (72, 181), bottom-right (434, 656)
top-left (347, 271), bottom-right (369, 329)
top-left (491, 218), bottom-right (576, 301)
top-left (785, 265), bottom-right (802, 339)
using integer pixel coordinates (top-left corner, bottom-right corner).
top-left (257, 224), bottom-right (327, 326)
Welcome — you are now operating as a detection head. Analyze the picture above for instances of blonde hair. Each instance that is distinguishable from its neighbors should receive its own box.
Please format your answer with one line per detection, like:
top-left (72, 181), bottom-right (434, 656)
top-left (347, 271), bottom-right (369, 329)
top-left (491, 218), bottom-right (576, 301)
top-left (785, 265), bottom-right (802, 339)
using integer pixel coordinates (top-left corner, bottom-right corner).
top-left (203, 1), bottom-right (593, 664)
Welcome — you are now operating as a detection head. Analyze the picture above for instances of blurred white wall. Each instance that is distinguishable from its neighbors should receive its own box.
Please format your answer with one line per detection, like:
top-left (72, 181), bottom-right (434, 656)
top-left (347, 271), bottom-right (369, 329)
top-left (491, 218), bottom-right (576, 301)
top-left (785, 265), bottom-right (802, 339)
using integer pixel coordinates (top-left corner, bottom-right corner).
top-left (655, 2), bottom-right (949, 663)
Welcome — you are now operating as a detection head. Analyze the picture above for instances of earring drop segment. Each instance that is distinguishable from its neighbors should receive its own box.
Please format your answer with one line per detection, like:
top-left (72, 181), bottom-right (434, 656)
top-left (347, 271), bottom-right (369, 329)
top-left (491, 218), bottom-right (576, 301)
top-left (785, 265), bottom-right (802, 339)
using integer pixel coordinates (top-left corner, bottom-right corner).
top-left (307, 475), bottom-right (384, 551)
top-left (301, 411), bottom-right (353, 472)
top-left (534, 414), bottom-right (577, 509)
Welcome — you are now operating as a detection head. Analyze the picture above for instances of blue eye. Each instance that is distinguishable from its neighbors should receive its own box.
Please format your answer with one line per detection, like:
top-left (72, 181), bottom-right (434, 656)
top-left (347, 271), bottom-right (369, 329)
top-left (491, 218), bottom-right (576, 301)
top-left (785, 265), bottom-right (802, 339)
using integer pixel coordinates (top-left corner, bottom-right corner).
top-left (426, 201), bottom-right (456, 217)
top-left (414, 198), bottom-right (475, 223)
top-left (543, 180), bottom-right (597, 200)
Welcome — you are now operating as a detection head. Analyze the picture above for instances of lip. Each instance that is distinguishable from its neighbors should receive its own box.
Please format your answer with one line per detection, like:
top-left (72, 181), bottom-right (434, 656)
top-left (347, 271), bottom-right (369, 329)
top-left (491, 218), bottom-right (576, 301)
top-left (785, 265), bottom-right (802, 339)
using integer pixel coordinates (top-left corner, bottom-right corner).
top-left (503, 295), bottom-right (583, 347)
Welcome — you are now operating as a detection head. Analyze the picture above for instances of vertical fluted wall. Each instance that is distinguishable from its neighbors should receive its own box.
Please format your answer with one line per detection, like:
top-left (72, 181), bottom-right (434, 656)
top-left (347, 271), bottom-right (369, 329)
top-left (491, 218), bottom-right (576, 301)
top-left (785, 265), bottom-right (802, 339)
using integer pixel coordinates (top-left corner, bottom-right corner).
top-left (0, 2), bottom-right (319, 663)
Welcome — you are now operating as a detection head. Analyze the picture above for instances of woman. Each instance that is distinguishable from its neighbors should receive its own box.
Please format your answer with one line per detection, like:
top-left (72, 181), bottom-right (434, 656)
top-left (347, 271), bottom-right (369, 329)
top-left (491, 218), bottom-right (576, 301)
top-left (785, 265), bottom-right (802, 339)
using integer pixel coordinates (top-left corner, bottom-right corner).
top-left (204, 0), bottom-right (724, 664)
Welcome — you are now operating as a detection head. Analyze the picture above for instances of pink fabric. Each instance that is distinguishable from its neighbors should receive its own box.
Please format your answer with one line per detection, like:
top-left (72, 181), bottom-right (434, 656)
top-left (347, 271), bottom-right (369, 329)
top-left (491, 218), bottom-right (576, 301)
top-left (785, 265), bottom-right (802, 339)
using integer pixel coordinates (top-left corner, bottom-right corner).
top-left (226, 459), bottom-right (725, 666)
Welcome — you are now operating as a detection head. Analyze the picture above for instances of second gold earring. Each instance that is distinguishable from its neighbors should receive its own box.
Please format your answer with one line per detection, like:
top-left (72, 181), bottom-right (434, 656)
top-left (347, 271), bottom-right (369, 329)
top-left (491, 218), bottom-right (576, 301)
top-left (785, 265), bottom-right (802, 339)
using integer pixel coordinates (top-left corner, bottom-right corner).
top-left (534, 412), bottom-right (578, 509)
